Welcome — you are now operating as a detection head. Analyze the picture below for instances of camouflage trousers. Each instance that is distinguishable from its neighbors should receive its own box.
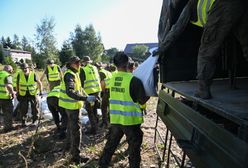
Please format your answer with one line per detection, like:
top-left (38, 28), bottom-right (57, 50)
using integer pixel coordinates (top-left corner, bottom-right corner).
top-left (17, 94), bottom-right (39, 124)
top-left (197, 0), bottom-right (248, 81)
top-left (0, 99), bottom-right (13, 131)
top-left (65, 109), bottom-right (81, 159)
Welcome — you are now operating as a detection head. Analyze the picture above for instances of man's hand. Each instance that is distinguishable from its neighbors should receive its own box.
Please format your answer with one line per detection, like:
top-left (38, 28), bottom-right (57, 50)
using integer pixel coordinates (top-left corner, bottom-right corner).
top-left (11, 91), bottom-right (16, 99)
top-left (152, 49), bottom-right (160, 56)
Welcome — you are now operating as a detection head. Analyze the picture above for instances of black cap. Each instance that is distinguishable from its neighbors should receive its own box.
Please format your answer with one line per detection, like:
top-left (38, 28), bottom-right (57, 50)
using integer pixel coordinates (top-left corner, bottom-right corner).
top-left (47, 59), bottom-right (54, 64)
top-left (21, 63), bottom-right (29, 69)
top-left (68, 56), bottom-right (80, 64)
top-left (82, 56), bottom-right (92, 63)
top-left (113, 52), bottom-right (129, 67)
top-left (95, 62), bottom-right (102, 68)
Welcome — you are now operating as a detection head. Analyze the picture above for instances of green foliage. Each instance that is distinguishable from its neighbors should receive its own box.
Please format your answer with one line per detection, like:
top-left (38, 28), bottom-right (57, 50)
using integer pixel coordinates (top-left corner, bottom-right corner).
top-left (0, 44), bottom-right (3, 63)
top-left (35, 17), bottom-right (59, 68)
top-left (32, 53), bottom-right (43, 69)
top-left (12, 34), bottom-right (22, 50)
top-left (100, 48), bottom-right (119, 63)
top-left (21, 36), bottom-right (33, 51)
top-left (25, 59), bottom-right (32, 65)
top-left (105, 48), bottom-right (119, 62)
top-left (71, 24), bottom-right (104, 62)
top-left (132, 45), bottom-right (148, 60)
top-left (59, 40), bottom-right (75, 65)
top-left (5, 37), bottom-right (12, 49)
top-left (101, 54), bottom-right (110, 63)
top-left (3, 56), bottom-right (17, 71)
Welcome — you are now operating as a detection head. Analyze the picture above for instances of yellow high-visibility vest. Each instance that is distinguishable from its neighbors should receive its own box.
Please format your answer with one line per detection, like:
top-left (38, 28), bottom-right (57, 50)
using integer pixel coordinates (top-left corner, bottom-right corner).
top-left (18, 71), bottom-right (37, 96)
top-left (99, 68), bottom-right (112, 89)
top-left (47, 85), bottom-right (60, 98)
top-left (82, 64), bottom-right (101, 94)
top-left (47, 64), bottom-right (60, 81)
top-left (0, 71), bottom-right (11, 99)
top-left (191, 0), bottom-right (215, 27)
top-left (59, 69), bottom-right (83, 110)
top-left (109, 71), bottom-right (143, 125)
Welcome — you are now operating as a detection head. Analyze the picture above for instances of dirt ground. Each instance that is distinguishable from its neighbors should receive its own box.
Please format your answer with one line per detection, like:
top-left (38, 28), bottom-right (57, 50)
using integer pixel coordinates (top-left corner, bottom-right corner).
top-left (0, 97), bottom-right (175, 168)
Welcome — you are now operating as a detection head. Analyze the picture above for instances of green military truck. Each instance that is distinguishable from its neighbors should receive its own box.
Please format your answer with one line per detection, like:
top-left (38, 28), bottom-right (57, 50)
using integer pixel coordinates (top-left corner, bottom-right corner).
top-left (154, 1), bottom-right (248, 168)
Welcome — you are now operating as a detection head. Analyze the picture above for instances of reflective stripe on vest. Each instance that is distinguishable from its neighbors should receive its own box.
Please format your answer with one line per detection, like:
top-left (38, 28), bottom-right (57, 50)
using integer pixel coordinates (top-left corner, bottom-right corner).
top-left (58, 69), bottom-right (83, 110)
top-left (109, 71), bottom-right (143, 125)
top-left (82, 64), bottom-right (101, 94)
top-left (191, 0), bottom-right (215, 27)
top-left (99, 68), bottom-right (112, 89)
top-left (47, 85), bottom-right (60, 98)
top-left (18, 71), bottom-right (37, 96)
top-left (47, 64), bottom-right (60, 81)
top-left (0, 71), bottom-right (11, 99)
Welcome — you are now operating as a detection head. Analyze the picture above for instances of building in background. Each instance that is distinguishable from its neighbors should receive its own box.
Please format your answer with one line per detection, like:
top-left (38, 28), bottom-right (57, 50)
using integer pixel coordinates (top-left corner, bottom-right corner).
top-left (3, 48), bottom-right (31, 63)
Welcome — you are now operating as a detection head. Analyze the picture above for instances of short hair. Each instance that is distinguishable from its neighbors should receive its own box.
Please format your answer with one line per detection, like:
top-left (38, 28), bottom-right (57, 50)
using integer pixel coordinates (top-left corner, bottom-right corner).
top-left (3, 65), bottom-right (13, 73)
top-left (113, 52), bottom-right (129, 68)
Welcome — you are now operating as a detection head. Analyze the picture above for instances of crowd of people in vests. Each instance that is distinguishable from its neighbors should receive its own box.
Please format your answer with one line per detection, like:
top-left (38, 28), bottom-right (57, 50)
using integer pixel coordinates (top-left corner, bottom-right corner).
top-left (0, 52), bottom-right (150, 167)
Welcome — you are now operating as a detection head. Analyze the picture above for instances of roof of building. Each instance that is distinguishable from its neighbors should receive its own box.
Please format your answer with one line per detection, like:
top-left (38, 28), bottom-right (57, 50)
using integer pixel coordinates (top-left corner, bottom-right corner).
top-left (3, 48), bottom-right (31, 54)
top-left (124, 42), bottom-right (158, 54)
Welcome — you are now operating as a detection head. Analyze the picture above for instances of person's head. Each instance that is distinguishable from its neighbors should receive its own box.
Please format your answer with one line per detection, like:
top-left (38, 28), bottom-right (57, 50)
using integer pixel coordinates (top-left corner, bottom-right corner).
top-left (81, 56), bottom-right (92, 66)
top-left (109, 64), bottom-right (117, 72)
top-left (113, 52), bottom-right (129, 71)
top-left (67, 56), bottom-right (81, 70)
top-left (47, 59), bottom-right (55, 67)
top-left (128, 62), bottom-right (135, 73)
top-left (3, 65), bottom-right (13, 74)
top-left (95, 62), bottom-right (102, 70)
top-left (21, 63), bottom-right (30, 74)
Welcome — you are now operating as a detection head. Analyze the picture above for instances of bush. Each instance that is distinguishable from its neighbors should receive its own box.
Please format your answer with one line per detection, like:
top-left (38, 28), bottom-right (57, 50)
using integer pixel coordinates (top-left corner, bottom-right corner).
top-left (3, 56), bottom-right (17, 71)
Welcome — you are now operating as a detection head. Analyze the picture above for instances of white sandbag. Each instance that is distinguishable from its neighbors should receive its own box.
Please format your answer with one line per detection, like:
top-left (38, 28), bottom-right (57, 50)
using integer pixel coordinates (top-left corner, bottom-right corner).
top-left (80, 115), bottom-right (89, 125)
top-left (133, 47), bottom-right (159, 96)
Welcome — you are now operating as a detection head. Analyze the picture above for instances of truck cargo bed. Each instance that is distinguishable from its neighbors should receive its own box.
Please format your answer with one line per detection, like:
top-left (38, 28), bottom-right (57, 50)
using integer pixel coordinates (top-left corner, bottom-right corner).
top-left (155, 77), bottom-right (248, 168)
top-left (163, 77), bottom-right (248, 125)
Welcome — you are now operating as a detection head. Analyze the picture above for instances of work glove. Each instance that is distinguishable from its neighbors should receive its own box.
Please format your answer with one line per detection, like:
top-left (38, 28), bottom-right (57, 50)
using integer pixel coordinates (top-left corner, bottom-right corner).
top-left (86, 95), bottom-right (96, 102)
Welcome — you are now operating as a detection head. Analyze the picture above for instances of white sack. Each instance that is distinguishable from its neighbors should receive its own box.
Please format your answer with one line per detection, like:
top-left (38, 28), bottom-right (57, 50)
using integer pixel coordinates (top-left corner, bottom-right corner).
top-left (133, 47), bottom-right (159, 97)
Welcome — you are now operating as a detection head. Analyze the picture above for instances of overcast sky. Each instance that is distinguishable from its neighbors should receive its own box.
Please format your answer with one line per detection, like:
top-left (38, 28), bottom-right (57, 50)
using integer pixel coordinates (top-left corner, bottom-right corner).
top-left (0, 0), bottom-right (163, 50)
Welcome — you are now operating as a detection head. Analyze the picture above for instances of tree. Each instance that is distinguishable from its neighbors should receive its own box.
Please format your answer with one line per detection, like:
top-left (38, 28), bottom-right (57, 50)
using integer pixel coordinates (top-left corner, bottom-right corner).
top-left (71, 24), bottom-right (104, 62)
top-left (104, 48), bottom-right (119, 63)
top-left (0, 44), bottom-right (3, 63)
top-left (59, 40), bottom-right (75, 65)
top-left (5, 37), bottom-right (12, 49)
top-left (1, 36), bottom-right (6, 48)
top-left (21, 36), bottom-right (33, 51)
top-left (35, 17), bottom-right (59, 68)
top-left (3, 56), bottom-right (17, 71)
top-left (12, 34), bottom-right (22, 49)
top-left (132, 45), bottom-right (148, 61)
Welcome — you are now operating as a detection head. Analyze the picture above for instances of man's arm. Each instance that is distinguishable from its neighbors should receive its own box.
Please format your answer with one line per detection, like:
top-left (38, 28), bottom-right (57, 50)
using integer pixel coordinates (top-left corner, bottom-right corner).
top-left (156, 0), bottom-right (193, 55)
top-left (130, 77), bottom-right (150, 105)
top-left (79, 68), bottom-right (86, 88)
top-left (99, 71), bottom-right (106, 91)
top-left (5, 76), bottom-right (15, 99)
top-left (64, 73), bottom-right (87, 101)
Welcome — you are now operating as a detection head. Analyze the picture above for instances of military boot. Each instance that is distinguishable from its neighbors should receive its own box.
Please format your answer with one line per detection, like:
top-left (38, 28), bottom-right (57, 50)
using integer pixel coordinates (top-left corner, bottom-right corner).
top-left (195, 80), bottom-right (212, 99)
